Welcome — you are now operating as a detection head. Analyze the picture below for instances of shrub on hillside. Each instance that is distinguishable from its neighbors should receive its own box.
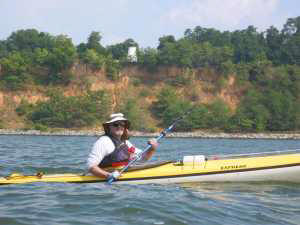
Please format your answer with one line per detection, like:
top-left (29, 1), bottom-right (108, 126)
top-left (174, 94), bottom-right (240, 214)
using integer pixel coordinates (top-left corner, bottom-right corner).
top-left (1, 75), bottom-right (26, 91)
top-left (152, 87), bottom-right (193, 131)
top-left (106, 55), bottom-right (121, 81)
top-left (16, 90), bottom-right (111, 128)
top-left (119, 98), bottom-right (150, 131)
top-left (152, 87), bottom-right (233, 131)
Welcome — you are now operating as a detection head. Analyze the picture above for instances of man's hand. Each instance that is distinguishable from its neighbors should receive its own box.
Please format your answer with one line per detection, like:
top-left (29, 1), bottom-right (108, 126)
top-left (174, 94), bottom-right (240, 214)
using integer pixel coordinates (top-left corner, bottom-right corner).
top-left (107, 170), bottom-right (121, 181)
top-left (148, 138), bottom-right (158, 149)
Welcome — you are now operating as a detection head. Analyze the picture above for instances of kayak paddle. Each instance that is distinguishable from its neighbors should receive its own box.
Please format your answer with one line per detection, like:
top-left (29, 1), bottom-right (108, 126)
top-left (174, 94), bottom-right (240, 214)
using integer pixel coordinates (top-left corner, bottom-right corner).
top-left (107, 109), bottom-right (193, 184)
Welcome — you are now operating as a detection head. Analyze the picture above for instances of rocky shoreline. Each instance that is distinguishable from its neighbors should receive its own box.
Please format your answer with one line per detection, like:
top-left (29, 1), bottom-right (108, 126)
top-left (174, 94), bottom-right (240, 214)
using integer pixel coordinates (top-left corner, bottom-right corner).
top-left (0, 129), bottom-right (300, 139)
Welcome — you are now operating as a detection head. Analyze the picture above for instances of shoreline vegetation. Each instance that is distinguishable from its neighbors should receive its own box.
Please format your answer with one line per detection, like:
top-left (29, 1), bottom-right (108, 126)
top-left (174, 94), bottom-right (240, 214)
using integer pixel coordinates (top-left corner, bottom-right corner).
top-left (1, 20), bottom-right (300, 134)
top-left (1, 129), bottom-right (300, 139)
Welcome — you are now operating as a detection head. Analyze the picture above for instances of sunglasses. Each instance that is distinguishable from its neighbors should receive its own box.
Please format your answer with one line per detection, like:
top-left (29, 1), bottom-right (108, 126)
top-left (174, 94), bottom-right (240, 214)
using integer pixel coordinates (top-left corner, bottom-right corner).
top-left (111, 122), bottom-right (125, 128)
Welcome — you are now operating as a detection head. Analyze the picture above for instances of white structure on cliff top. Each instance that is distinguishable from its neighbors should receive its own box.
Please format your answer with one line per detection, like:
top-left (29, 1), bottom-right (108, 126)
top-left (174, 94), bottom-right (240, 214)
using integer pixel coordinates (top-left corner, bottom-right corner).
top-left (128, 46), bottom-right (137, 63)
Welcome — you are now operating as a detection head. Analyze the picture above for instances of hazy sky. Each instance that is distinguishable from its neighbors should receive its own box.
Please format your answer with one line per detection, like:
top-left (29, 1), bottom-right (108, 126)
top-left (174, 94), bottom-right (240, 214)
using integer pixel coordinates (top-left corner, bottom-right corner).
top-left (0, 0), bottom-right (299, 48)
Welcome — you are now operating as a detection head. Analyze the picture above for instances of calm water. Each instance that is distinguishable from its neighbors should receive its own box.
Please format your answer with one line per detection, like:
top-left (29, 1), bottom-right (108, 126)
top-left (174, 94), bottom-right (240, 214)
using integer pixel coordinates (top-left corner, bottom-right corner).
top-left (1, 135), bottom-right (300, 225)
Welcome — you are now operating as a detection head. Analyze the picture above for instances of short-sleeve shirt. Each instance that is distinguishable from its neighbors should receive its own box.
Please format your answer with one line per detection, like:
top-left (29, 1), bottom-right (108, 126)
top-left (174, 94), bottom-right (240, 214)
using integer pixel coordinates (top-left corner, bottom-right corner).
top-left (87, 136), bottom-right (142, 169)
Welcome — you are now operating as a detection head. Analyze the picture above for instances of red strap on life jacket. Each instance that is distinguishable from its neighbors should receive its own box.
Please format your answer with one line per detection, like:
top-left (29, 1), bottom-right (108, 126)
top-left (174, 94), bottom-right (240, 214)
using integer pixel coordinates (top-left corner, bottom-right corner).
top-left (111, 161), bottom-right (128, 167)
top-left (128, 146), bottom-right (136, 153)
top-left (110, 147), bottom-right (136, 168)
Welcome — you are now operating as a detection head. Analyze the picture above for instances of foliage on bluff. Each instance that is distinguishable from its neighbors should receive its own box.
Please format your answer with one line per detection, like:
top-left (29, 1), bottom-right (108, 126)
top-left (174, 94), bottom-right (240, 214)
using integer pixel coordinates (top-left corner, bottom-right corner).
top-left (0, 17), bottom-right (300, 132)
top-left (16, 90), bottom-right (111, 130)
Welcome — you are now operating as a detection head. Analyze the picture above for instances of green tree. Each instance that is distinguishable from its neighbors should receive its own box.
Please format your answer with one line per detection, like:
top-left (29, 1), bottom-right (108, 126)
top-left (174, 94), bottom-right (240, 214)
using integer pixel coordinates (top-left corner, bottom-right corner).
top-left (82, 49), bottom-right (105, 70)
top-left (27, 90), bottom-right (111, 128)
top-left (231, 26), bottom-right (266, 63)
top-left (266, 26), bottom-right (283, 65)
top-left (33, 48), bottom-right (49, 65)
top-left (184, 26), bottom-right (231, 47)
top-left (157, 35), bottom-right (176, 50)
top-left (265, 90), bottom-right (296, 131)
top-left (77, 43), bottom-right (87, 58)
top-left (0, 40), bottom-right (8, 58)
top-left (284, 65), bottom-right (300, 97)
top-left (0, 51), bottom-right (30, 90)
top-left (0, 51), bottom-right (28, 75)
top-left (234, 89), bottom-right (270, 132)
top-left (191, 42), bottom-right (233, 68)
top-left (175, 39), bottom-right (194, 67)
top-left (152, 87), bottom-right (192, 130)
top-left (206, 99), bottom-right (231, 129)
top-left (281, 17), bottom-right (300, 65)
top-left (46, 35), bottom-right (77, 72)
top-left (138, 47), bottom-right (158, 72)
top-left (282, 17), bottom-right (300, 36)
top-left (157, 41), bottom-right (179, 66)
top-left (87, 31), bottom-right (106, 55)
top-left (191, 42), bottom-right (214, 67)
top-left (105, 55), bottom-right (121, 80)
top-left (264, 16), bottom-right (300, 66)
top-left (185, 104), bottom-right (210, 129)
top-left (107, 38), bottom-right (138, 60)
top-left (152, 87), bottom-right (178, 118)
top-left (6, 29), bottom-right (54, 52)
top-left (120, 98), bottom-right (146, 131)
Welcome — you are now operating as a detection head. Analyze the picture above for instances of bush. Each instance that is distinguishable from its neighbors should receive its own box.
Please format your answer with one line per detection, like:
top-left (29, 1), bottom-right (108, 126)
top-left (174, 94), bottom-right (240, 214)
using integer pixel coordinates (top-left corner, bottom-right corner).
top-left (1, 75), bottom-right (25, 91)
top-left (152, 87), bottom-right (192, 130)
top-left (168, 74), bottom-right (191, 87)
top-left (132, 77), bottom-right (142, 86)
top-left (16, 99), bottom-right (34, 116)
top-left (46, 72), bottom-right (74, 85)
top-left (187, 105), bottom-right (211, 129)
top-left (152, 86), bottom-right (234, 131)
top-left (138, 48), bottom-right (158, 72)
top-left (119, 98), bottom-right (147, 131)
top-left (81, 49), bottom-right (105, 70)
top-left (139, 89), bottom-right (151, 97)
top-left (21, 90), bottom-right (111, 128)
top-left (228, 89), bottom-right (270, 132)
top-left (106, 55), bottom-right (121, 81)
top-left (33, 123), bottom-right (49, 132)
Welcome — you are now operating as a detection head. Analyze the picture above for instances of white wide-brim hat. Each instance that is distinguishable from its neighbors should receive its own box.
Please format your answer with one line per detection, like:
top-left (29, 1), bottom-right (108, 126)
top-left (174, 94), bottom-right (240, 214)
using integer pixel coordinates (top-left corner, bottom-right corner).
top-left (103, 113), bottom-right (130, 128)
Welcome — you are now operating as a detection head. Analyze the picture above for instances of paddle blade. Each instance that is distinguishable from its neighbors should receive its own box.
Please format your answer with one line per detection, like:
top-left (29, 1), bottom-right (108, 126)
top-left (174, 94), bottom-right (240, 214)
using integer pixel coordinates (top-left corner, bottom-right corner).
top-left (107, 177), bottom-right (114, 184)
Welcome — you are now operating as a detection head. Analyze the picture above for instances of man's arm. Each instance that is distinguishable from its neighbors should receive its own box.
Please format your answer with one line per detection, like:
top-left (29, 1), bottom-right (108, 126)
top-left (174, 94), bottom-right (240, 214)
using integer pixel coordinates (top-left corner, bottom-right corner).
top-left (89, 165), bottom-right (110, 178)
top-left (142, 138), bottom-right (158, 160)
top-left (87, 136), bottom-right (114, 178)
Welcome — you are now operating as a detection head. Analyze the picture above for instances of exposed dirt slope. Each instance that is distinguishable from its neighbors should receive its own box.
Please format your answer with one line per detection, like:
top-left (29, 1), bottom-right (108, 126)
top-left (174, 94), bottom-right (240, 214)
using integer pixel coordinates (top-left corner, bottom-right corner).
top-left (0, 65), bottom-right (242, 129)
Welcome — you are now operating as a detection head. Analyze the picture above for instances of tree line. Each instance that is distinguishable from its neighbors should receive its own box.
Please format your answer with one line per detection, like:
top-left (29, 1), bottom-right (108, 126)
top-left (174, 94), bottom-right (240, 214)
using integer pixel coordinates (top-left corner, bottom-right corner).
top-left (0, 16), bottom-right (300, 132)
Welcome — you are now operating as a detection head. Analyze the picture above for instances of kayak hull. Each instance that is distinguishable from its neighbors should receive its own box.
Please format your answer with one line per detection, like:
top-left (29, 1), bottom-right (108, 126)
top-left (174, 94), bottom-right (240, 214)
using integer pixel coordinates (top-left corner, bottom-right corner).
top-left (2, 152), bottom-right (300, 185)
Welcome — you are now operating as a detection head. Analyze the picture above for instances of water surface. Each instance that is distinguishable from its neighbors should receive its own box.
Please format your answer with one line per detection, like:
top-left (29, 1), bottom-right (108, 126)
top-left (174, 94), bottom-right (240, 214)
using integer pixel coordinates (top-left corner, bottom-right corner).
top-left (1, 135), bottom-right (300, 225)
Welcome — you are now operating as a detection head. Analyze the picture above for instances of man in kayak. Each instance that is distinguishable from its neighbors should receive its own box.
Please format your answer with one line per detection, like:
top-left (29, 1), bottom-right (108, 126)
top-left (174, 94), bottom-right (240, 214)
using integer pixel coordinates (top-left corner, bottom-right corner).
top-left (87, 113), bottom-right (158, 180)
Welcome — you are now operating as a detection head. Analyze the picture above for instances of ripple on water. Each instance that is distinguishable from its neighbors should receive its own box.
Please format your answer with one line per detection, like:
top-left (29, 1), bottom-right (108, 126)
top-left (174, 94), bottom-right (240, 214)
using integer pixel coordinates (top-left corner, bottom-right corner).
top-left (1, 136), bottom-right (300, 225)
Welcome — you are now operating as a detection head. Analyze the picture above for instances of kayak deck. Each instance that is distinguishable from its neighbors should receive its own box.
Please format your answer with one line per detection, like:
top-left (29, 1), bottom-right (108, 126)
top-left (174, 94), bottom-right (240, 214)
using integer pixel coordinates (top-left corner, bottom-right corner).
top-left (2, 150), bottom-right (300, 185)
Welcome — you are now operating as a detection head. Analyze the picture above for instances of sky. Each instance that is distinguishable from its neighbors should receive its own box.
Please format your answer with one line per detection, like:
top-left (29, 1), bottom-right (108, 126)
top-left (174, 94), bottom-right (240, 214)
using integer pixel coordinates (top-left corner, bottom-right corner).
top-left (0, 0), bottom-right (299, 48)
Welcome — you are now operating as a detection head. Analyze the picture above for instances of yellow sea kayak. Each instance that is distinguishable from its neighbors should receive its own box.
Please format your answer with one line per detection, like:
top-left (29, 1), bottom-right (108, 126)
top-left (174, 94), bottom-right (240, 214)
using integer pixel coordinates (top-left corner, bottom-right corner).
top-left (2, 150), bottom-right (300, 185)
